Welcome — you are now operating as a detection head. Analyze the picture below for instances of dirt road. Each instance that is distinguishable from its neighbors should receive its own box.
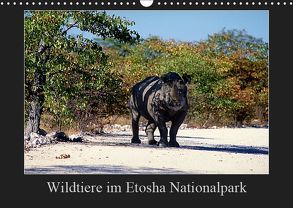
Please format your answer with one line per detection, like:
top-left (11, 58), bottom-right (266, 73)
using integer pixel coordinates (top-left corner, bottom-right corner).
top-left (24, 128), bottom-right (269, 174)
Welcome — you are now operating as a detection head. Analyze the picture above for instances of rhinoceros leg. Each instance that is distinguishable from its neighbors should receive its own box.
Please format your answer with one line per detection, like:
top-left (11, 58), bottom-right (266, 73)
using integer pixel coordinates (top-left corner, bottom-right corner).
top-left (145, 121), bottom-right (157, 145)
top-left (169, 112), bottom-right (187, 147)
top-left (131, 110), bottom-right (141, 144)
top-left (156, 119), bottom-right (169, 147)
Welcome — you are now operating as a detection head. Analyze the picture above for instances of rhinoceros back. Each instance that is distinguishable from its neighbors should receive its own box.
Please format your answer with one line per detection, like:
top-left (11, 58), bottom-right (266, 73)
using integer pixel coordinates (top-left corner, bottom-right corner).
top-left (130, 76), bottom-right (161, 120)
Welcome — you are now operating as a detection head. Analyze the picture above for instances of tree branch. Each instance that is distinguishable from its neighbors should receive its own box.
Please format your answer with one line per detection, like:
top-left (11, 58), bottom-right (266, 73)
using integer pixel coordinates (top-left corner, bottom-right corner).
top-left (62, 21), bottom-right (78, 36)
top-left (37, 21), bottom-right (78, 56)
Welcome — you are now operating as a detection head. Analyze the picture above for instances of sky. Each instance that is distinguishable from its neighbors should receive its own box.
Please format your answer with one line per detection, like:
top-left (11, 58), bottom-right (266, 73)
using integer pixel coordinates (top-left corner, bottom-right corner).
top-left (71, 10), bottom-right (269, 43)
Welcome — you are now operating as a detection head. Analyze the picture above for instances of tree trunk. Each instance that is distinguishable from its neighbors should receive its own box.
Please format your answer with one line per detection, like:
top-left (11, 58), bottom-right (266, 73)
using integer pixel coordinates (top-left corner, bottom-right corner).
top-left (25, 68), bottom-right (46, 136)
top-left (25, 96), bottom-right (44, 137)
top-left (235, 111), bottom-right (247, 128)
top-left (25, 40), bottom-right (49, 137)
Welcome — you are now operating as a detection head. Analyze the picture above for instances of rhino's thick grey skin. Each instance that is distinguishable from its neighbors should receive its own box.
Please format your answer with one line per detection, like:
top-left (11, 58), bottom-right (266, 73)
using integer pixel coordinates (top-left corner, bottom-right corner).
top-left (129, 72), bottom-right (191, 147)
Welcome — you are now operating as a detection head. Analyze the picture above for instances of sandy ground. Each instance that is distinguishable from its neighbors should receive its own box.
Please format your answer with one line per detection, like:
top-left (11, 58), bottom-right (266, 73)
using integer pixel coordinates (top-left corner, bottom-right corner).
top-left (24, 128), bottom-right (269, 174)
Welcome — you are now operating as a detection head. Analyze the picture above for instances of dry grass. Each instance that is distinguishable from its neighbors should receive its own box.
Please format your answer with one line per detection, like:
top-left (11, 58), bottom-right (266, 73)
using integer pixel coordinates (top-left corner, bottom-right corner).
top-left (39, 113), bottom-right (133, 135)
top-left (38, 112), bottom-right (268, 136)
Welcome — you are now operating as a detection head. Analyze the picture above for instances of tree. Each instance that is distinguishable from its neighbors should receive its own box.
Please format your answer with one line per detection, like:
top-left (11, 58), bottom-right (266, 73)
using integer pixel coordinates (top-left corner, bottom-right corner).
top-left (25, 11), bottom-right (140, 135)
top-left (198, 29), bottom-right (268, 126)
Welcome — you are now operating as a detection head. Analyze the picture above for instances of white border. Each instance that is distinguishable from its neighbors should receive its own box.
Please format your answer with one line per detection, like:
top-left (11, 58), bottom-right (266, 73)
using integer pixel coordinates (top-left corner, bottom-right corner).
top-left (0, 1), bottom-right (293, 6)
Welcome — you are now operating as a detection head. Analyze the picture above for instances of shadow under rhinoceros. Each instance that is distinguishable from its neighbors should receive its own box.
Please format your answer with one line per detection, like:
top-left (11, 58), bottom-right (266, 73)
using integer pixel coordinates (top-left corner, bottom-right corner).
top-left (100, 133), bottom-right (213, 140)
top-left (91, 133), bottom-right (268, 155)
top-left (180, 144), bottom-right (268, 155)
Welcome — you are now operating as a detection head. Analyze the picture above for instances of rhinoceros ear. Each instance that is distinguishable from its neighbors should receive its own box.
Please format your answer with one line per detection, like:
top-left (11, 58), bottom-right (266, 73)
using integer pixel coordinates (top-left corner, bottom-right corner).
top-left (182, 74), bottom-right (191, 84)
top-left (161, 73), bottom-right (171, 83)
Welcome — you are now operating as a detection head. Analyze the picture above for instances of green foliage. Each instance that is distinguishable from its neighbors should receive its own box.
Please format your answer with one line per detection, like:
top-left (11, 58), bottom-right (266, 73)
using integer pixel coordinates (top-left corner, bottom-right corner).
top-left (25, 11), bottom-right (139, 131)
top-left (106, 30), bottom-right (268, 127)
top-left (25, 10), bottom-right (268, 130)
top-left (199, 29), bottom-right (268, 125)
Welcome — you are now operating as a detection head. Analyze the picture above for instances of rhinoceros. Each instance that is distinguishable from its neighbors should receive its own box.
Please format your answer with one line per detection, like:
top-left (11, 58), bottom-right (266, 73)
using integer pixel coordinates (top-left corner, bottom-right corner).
top-left (129, 72), bottom-right (191, 147)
